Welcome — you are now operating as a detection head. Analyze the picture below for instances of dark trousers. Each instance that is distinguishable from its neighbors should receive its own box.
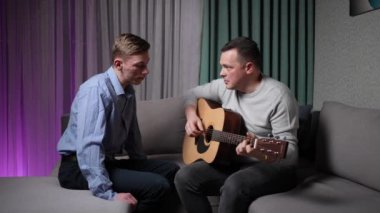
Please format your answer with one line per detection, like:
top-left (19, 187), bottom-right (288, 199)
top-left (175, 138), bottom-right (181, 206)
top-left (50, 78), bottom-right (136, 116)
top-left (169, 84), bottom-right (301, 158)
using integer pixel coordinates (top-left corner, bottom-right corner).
top-left (174, 160), bottom-right (297, 213)
top-left (58, 156), bottom-right (179, 213)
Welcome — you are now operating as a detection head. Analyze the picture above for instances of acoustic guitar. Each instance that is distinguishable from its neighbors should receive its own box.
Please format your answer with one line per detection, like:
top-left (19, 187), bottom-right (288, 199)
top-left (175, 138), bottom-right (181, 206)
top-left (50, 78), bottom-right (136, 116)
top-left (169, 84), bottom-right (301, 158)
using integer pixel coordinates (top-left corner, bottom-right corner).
top-left (182, 98), bottom-right (289, 165)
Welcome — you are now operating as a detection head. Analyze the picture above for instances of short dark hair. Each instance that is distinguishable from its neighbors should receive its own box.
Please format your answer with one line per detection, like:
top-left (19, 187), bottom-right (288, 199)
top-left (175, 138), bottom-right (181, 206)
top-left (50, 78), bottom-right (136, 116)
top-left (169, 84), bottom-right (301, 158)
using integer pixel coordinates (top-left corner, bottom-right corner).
top-left (221, 37), bottom-right (262, 71)
top-left (112, 33), bottom-right (150, 60)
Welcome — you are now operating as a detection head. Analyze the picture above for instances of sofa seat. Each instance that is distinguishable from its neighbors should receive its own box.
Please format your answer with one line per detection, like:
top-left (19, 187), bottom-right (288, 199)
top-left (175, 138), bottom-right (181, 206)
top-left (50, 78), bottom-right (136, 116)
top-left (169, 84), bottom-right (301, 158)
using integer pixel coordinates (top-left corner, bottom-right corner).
top-left (0, 177), bottom-right (130, 213)
top-left (249, 173), bottom-right (380, 213)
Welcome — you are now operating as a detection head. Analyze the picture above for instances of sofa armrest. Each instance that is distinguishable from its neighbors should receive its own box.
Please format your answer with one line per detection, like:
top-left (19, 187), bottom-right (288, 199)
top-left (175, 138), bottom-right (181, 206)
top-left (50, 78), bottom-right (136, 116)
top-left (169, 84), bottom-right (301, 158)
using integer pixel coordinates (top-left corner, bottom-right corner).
top-left (0, 177), bottom-right (130, 213)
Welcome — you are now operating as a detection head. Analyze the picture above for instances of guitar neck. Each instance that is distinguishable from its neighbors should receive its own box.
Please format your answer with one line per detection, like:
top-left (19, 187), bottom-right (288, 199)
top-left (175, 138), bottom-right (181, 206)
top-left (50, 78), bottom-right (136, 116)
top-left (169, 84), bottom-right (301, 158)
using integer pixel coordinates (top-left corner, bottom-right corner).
top-left (209, 129), bottom-right (246, 146)
top-left (208, 128), bottom-right (288, 161)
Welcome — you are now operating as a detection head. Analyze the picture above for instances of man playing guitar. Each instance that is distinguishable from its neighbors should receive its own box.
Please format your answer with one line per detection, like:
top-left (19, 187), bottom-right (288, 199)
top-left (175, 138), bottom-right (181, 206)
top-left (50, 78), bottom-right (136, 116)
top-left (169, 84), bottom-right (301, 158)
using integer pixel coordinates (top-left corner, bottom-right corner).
top-left (175, 37), bottom-right (299, 213)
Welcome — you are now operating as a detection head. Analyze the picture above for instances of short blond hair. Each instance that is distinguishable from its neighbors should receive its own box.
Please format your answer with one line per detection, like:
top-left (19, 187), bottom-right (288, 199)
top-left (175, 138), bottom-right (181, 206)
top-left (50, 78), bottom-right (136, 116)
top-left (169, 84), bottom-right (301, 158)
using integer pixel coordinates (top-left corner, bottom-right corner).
top-left (112, 33), bottom-right (150, 60)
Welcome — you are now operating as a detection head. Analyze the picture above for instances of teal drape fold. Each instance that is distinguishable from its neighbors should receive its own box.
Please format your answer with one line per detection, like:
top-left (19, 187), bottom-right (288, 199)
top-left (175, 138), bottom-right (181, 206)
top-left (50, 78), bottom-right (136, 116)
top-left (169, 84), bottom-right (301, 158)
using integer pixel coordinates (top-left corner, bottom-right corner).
top-left (200, 0), bottom-right (314, 105)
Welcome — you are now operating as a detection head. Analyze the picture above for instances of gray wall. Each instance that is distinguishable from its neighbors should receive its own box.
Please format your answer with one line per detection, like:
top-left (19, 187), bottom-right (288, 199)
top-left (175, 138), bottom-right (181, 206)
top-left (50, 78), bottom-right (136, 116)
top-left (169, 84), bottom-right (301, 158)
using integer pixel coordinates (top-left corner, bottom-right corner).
top-left (314, 0), bottom-right (380, 110)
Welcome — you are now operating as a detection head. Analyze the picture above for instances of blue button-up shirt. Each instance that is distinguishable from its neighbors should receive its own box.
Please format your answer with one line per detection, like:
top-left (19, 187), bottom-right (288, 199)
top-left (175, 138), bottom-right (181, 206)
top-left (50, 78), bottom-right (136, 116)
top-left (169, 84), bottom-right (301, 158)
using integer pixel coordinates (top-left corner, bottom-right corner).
top-left (57, 67), bottom-right (146, 200)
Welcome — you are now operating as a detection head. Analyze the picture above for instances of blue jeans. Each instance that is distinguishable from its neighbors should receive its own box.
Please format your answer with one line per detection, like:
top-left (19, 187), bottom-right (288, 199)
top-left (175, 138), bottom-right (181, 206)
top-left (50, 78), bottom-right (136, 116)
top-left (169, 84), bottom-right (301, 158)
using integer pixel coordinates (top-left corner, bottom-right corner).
top-left (174, 160), bottom-right (296, 213)
top-left (59, 157), bottom-right (179, 213)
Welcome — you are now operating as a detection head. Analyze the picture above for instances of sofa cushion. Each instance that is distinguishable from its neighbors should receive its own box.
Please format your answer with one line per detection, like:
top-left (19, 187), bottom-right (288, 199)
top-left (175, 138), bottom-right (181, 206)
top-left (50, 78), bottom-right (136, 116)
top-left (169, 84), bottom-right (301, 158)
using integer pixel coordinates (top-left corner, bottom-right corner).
top-left (249, 173), bottom-right (380, 213)
top-left (0, 177), bottom-right (130, 213)
top-left (316, 101), bottom-right (380, 191)
top-left (137, 96), bottom-right (186, 155)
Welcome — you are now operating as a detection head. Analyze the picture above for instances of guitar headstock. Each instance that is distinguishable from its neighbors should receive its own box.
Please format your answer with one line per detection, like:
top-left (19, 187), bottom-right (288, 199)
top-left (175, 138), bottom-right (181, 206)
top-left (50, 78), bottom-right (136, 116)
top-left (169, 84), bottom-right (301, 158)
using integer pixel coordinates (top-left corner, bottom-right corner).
top-left (251, 137), bottom-right (288, 163)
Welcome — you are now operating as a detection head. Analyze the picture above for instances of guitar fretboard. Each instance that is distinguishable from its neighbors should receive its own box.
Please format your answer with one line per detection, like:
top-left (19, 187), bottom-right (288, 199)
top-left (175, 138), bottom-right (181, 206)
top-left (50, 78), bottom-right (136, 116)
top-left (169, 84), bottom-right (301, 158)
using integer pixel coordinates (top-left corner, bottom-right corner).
top-left (207, 129), bottom-right (245, 145)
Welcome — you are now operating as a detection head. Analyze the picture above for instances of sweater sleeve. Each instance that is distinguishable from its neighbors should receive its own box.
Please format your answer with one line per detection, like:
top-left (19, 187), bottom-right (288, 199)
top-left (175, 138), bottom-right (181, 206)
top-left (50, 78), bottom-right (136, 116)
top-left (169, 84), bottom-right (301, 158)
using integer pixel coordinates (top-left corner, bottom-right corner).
top-left (184, 79), bottom-right (226, 106)
top-left (269, 89), bottom-right (299, 146)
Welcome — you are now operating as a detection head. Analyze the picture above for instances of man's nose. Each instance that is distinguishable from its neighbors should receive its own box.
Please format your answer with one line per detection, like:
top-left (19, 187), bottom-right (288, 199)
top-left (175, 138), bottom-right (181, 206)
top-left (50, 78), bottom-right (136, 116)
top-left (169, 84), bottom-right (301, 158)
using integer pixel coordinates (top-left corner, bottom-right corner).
top-left (220, 69), bottom-right (226, 77)
top-left (143, 68), bottom-right (149, 75)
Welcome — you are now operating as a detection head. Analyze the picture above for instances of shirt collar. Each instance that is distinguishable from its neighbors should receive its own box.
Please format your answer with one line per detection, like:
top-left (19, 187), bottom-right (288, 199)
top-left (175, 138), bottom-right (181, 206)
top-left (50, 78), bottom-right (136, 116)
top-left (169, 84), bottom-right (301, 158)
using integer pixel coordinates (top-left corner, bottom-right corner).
top-left (106, 66), bottom-right (125, 96)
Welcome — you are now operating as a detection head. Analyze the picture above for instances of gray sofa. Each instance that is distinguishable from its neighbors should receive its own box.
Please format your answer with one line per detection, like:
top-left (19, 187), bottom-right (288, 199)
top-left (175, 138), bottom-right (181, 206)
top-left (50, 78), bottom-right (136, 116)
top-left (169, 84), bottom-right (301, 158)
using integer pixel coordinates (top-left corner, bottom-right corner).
top-left (1, 97), bottom-right (380, 213)
top-left (249, 101), bottom-right (380, 213)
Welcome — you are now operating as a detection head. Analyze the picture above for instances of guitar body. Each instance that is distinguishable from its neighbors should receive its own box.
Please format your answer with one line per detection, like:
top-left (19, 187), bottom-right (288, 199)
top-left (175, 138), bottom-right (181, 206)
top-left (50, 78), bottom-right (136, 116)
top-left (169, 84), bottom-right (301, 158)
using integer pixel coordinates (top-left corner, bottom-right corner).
top-left (183, 98), bottom-right (246, 165)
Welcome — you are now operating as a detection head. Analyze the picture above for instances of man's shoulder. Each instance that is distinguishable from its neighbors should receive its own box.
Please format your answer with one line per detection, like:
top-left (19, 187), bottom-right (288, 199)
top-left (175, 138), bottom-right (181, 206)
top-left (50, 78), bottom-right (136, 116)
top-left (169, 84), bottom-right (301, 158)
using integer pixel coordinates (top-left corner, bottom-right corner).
top-left (80, 73), bottom-right (109, 89)
top-left (77, 72), bottom-right (114, 99)
top-left (263, 76), bottom-right (291, 94)
top-left (260, 77), bottom-right (297, 106)
top-left (81, 72), bottom-right (107, 87)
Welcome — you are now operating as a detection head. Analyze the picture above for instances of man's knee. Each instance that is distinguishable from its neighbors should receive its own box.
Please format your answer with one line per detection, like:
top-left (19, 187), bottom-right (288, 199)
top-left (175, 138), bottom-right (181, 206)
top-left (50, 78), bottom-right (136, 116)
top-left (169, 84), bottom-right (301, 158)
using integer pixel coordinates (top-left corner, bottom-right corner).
top-left (175, 166), bottom-right (200, 191)
top-left (220, 175), bottom-right (244, 197)
top-left (147, 176), bottom-right (172, 199)
top-left (174, 167), bottom-right (188, 187)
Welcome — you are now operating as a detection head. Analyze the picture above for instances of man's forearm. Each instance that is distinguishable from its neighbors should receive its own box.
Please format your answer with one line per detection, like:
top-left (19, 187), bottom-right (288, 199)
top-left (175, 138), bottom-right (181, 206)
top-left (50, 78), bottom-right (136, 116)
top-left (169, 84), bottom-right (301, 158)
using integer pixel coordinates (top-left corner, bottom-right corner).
top-left (185, 104), bottom-right (197, 119)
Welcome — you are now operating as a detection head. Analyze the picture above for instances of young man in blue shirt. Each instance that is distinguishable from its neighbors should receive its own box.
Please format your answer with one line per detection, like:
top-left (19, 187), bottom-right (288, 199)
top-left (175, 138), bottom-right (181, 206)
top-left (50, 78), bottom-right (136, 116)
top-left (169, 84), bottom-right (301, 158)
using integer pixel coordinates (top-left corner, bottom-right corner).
top-left (57, 33), bottom-right (179, 213)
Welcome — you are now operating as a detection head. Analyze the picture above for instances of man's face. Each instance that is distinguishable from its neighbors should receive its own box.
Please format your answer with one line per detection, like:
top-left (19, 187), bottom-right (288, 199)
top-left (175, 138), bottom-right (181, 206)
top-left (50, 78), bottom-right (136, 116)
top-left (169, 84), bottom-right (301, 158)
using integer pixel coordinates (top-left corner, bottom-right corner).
top-left (219, 49), bottom-right (246, 90)
top-left (118, 51), bottom-right (150, 85)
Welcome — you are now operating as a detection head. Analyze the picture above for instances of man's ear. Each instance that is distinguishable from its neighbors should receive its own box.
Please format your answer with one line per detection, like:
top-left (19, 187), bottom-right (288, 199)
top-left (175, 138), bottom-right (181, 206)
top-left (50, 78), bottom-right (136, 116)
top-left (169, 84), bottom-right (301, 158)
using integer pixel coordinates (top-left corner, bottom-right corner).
top-left (113, 58), bottom-right (123, 70)
top-left (245, 62), bottom-right (255, 74)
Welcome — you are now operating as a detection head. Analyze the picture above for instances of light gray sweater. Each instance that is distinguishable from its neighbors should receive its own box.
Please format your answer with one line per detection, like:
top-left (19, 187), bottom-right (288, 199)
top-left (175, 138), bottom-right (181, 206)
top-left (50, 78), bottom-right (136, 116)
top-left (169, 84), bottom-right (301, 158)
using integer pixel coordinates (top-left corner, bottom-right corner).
top-left (185, 76), bottom-right (299, 164)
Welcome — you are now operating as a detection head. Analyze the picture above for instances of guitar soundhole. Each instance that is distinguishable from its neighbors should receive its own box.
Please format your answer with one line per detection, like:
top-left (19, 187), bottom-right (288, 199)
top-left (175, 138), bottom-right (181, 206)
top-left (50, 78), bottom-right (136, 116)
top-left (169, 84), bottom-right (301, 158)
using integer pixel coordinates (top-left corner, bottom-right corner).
top-left (195, 126), bottom-right (213, 154)
top-left (205, 126), bottom-right (213, 142)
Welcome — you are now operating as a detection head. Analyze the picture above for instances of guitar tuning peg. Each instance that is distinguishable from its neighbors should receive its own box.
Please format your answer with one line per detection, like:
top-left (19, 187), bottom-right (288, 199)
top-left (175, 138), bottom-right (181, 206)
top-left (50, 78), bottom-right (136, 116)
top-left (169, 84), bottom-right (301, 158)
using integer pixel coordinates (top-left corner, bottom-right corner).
top-left (267, 133), bottom-right (273, 138)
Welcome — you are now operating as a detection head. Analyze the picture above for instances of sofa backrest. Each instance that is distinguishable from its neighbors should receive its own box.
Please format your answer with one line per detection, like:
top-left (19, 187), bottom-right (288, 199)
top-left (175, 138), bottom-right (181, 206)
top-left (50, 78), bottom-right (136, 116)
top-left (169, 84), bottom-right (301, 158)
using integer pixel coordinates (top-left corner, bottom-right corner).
top-left (60, 97), bottom-right (186, 156)
top-left (316, 101), bottom-right (380, 191)
top-left (137, 96), bottom-right (186, 155)
top-left (61, 101), bottom-right (317, 159)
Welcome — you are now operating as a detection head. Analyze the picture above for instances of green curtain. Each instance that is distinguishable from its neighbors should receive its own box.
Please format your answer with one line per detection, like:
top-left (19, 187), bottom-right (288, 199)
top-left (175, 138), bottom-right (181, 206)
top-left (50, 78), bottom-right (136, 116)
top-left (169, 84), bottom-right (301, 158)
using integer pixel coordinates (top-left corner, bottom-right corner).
top-left (200, 0), bottom-right (314, 105)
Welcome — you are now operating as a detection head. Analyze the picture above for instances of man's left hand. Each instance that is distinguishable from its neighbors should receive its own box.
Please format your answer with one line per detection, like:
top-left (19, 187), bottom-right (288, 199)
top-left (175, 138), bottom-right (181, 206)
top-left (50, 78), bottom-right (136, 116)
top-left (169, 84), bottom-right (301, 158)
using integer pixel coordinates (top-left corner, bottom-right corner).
top-left (236, 132), bottom-right (256, 156)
